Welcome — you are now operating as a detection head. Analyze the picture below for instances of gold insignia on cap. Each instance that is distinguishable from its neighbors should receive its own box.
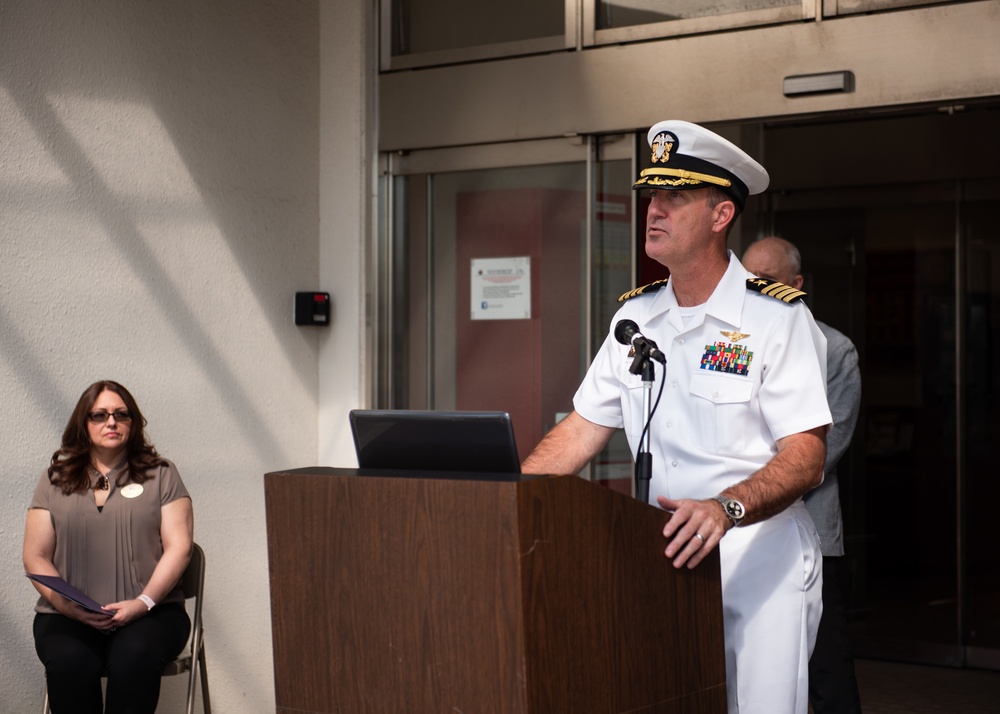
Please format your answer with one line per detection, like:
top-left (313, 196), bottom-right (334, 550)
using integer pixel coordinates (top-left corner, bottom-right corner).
top-left (721, 330), bottom-right (750, 342)
top-left (650, 131), bottom-right (675, 164)
top-left (635, 168), bottom-right (733, 189)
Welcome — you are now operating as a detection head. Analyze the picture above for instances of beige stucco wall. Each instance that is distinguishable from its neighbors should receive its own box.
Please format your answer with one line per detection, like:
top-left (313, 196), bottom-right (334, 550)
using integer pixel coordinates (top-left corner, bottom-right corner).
top-left (318, 0), bottom-right (374, 467)
top-left (0, 1), bottom-right (370, 711)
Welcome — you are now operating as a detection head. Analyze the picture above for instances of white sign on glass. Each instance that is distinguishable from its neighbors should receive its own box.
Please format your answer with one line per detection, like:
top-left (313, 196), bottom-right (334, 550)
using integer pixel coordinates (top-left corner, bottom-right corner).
top-left (470, 256), bottom-right (531, 321)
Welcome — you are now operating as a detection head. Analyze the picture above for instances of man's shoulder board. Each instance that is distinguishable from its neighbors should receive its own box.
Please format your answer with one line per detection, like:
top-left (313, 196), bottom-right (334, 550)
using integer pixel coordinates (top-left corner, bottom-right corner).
top-left (746, 278), bottom-right (807, 304)
top-left (618, 279), bottom-right (669, 303)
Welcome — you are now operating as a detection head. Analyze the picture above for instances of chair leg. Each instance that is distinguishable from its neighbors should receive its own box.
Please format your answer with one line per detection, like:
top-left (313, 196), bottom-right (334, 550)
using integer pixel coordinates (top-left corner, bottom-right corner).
top-left (185, 659), bottom-right (194, 714)
top-left (42, 685), bottom-right (50, 714)
top-left (184, 647), bottom-right (210, 714)
top-left (198, 648), bottom-right (211, 714)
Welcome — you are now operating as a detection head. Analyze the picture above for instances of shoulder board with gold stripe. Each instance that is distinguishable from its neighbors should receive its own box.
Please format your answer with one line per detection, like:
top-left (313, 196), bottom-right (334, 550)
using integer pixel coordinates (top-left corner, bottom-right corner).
top-left (746, 278), bottom-right (807, 303)
top-left (618, 279), bottom-right (669, 303)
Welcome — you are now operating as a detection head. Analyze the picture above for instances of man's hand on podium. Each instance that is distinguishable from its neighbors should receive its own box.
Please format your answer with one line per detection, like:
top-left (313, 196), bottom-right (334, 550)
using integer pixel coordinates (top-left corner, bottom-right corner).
top-left (656, 496), bottom-right (731, 569)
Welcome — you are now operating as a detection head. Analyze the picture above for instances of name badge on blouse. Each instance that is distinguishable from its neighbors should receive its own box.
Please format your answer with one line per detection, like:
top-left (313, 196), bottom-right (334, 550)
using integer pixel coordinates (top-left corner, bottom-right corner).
top-left (120, 484), bottom-right (144, 499)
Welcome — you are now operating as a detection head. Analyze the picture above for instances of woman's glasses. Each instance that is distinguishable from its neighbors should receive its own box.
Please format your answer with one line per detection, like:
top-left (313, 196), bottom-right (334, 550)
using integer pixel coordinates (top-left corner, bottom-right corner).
top-left (87, 410), bottom-right (132, 424)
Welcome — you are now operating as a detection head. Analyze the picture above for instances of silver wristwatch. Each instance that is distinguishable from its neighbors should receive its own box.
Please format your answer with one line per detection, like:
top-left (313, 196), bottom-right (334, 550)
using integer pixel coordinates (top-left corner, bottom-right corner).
top-left (712, 495), bottom-right (746, 526)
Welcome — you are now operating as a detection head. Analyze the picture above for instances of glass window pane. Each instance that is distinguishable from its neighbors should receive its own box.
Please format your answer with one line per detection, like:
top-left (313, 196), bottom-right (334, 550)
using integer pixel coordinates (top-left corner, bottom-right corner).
top-left (965, 180), bottom-right (1000, 660)
top-left (589, 160), bottom-right (636, 492)
top-left (859, 200), bottom-right (959, 654)
top-left (392, 164), bottom-right (590, 462)
top-left (775, 188), bottom-right (961, 660)
top-left (393, 0), bottom-right (564, 56)
top-left (596, 0), bottom-right (797, 30)
top-left (389, 156), bottom-right (638, 473)
top-left (833, 0), bottom-right (960, 18)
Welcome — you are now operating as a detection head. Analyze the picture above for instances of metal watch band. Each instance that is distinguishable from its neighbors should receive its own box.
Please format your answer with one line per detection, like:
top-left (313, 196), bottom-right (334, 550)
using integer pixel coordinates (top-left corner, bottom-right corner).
top-left (712, 495), bottom-right (745, 525)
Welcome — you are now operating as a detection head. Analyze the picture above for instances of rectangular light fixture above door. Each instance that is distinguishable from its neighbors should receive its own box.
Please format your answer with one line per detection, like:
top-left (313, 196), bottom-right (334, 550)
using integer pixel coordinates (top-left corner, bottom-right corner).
top-left (783, 71), bottom-right (855, 97)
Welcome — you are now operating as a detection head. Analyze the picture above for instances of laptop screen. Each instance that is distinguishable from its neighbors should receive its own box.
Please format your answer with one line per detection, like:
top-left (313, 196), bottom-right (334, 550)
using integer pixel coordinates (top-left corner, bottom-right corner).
top-left (349, 409), bottom-right (521, 475)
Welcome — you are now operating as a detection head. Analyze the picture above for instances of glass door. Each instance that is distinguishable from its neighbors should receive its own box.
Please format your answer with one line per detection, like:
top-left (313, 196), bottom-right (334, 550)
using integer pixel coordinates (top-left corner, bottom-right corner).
top-left (762, 106), bottom-right (1000, 669)
top-left (381, 138), bottom-right (633, 467)
top-left (770, 177), bottom-right (1000, 667)
top-left (378, 111), bottom-right (1000, 671)
top-left (964, 179), bottom-right (1000, 670)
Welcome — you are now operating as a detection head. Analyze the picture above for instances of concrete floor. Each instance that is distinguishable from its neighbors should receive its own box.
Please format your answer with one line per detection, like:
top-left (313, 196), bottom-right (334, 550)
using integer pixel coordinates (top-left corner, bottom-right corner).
top-left (831, 659), bottom-right (1000, 713)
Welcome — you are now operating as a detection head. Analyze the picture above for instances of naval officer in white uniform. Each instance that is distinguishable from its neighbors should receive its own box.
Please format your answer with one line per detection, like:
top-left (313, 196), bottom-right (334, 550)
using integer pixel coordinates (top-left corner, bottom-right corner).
top-left (522, 120), bottom-right (832, 714)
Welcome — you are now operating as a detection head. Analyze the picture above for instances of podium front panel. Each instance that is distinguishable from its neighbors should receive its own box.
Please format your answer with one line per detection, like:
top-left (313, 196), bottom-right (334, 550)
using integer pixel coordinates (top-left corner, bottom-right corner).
top-left (515, 475), bottom-right (727, 713)
top-left (265, 468), bottom-right (530, 713)
top-left (265, 468), bottom-right (726, 714)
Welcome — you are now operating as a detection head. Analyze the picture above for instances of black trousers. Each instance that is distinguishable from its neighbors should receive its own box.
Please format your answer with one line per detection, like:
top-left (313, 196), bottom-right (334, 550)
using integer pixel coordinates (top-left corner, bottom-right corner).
top-left (34, 603), bottom-right (190, 714)
top-left (809, 556), bottom-right (863, 713)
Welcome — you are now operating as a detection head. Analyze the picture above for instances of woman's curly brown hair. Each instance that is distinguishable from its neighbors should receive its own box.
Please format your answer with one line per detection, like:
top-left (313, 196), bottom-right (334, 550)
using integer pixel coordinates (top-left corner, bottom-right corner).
top-left (48, 381), bottom-right (168, 495)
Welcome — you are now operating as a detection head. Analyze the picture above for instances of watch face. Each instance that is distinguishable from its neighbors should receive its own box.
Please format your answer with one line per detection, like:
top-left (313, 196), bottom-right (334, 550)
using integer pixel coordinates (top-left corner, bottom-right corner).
top-left (726, 500), bottom-right (745, 519)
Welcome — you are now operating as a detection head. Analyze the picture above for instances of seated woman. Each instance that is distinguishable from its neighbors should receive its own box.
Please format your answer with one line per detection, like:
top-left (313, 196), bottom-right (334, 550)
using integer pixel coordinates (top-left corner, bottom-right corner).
top-left (24, 380), bottom-right (194, 714)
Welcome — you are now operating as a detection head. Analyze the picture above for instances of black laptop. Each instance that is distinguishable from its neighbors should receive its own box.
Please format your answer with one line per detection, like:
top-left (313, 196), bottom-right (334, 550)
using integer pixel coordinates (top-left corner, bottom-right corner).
top-left (349, 409), bottom-right (521, 475)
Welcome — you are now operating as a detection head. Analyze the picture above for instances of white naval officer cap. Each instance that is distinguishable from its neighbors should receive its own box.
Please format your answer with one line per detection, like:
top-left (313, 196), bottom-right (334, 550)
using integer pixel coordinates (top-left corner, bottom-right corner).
top-left (632, 120), bottom-right (769, 211)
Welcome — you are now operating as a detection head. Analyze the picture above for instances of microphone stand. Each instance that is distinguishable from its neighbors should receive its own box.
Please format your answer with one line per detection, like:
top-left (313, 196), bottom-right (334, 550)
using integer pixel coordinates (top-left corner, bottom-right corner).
top-left (628, 349), bottom-right (656, 504)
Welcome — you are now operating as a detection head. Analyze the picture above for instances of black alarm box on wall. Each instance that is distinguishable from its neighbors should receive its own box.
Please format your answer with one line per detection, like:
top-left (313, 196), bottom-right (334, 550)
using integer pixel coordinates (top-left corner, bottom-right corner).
top-left (295, 292), bottom-right (330, 326)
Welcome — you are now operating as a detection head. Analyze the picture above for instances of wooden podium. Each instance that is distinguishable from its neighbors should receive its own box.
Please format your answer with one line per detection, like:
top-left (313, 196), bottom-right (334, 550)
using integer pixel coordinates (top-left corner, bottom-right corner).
top-left (264, 468), bottom-right (726, 713)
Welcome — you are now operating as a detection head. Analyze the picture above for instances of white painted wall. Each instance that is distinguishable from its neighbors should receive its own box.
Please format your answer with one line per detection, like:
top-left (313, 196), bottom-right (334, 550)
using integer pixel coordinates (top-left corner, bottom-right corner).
top-left (0, 1), bottom-right (366, 711)
top-left (318, 0), bottom-right (374, 467)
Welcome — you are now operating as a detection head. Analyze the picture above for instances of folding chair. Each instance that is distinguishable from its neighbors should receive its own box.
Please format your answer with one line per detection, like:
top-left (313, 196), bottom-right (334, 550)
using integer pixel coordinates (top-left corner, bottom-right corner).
top-left (42, 542), bottom-right (210, 714)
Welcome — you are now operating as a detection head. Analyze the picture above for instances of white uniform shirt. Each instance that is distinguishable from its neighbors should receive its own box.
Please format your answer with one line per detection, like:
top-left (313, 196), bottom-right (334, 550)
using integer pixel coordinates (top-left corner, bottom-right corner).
top-left (573, 251), bottom-right (833, 714)
top-left (575, 251), bottom-right (830, 499)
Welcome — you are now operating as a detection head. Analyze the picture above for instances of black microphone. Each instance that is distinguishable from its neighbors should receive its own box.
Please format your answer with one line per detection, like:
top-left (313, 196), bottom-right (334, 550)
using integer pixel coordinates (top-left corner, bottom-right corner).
top-left (614, 319), bottom-right (666, 364)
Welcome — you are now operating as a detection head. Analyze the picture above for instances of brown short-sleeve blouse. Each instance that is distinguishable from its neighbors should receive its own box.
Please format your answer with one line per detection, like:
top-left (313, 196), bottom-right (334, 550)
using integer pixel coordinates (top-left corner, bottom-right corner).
top-left (29, 459), bottom-right (191, 614)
